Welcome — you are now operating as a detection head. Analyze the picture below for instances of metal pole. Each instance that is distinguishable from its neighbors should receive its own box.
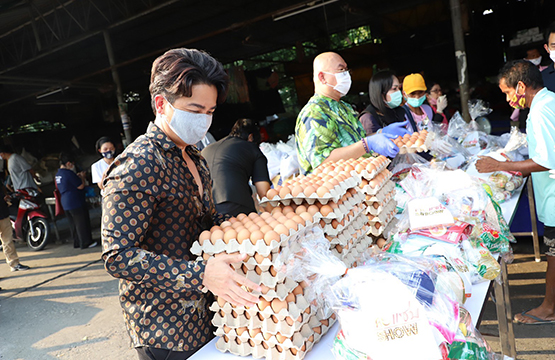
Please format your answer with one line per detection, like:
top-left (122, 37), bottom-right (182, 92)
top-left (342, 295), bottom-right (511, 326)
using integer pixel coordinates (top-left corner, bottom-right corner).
top-left (449, 0), bottom-right (471, 123)
top-left (103, 30), bottom-right (132, 147)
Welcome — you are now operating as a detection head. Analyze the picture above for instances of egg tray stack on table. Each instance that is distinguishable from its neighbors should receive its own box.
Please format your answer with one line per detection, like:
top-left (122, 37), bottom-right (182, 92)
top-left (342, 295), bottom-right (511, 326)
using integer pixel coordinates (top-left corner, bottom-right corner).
top-left (391, 130), bottom-right (431, 154)
top-left (260, 161), bottom-right (375, 267)
top-left (331, 156), bottom-right (398, 247)
top-left (191, 211), bottom-right (337, 360)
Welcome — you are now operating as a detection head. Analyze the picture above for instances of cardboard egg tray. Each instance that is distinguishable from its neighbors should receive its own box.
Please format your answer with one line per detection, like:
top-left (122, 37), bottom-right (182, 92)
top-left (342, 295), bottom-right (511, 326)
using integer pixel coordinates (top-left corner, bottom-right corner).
top-left (314, 193), bottom-right (365, 222)
top-left (363, 182), bottom-right (396, 204)
top-left (213, 293), bottom-right (312, 322)
top-left (216, 316), bottom-right (335, 349)
top-left (395, 131), bottom-right (432, 154)
top-left (215, 315), bottom-right (336, 360)
top-left (364, 197), bottom-right (397, 217)
top-left (321, 210), bottom-right (367, 236)
top-left (260, 174), bottom-right (360, 207)
top-left (367, 206), bottom-right (397, 236)
top-left (354, 157), bottom-right (391, 181)
top-left (191, 220), bottom-right (315, 257)
top-left (215, 333), bottom-right (313, 360)
top-left (211, 309), bottom-right (312, 337)
top-left (331, 231), bottom-right (371, 260)
top-left (367, 201), bottom-right (396, 224)
top-left (358, 170), bottom-right (393, 196)
top-left (326, 222), bottom-right (370, 247)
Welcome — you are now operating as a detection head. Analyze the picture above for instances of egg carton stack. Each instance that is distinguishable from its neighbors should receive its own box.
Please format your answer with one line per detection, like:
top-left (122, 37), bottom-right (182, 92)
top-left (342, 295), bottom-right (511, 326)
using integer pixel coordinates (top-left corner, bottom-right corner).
top-left (332, 156), bottom-right (397, 245)
top-left (261, 162), bottom-right (373, 267)
top-left (191, 212), bottom-right (336, 360)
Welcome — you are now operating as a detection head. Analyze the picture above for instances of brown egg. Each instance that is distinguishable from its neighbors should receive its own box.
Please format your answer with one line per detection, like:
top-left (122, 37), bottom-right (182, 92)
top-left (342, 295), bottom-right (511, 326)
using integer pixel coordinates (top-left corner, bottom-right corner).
top-left (299, 212), bottom-right (313, 224)
top-left (284, 219), bottom-right (298, 231)
top-left (244, 311), bottom-right (251, 319)
top-left (260, 212), bottom-right (272, 220)
top-left (269, 266), bottom-right (277, 276)
top-left (202, 253), bottom-right (210, 261)
top-left (369, 179), bottom-right (378, 188)
top-left (307, 205), bottom-right (319, 216)
top-left (262, 332), bottom-right (272, 341)
top-left (265, 189), bottom-right (278, 200)
top-left (313, 326), bottom-right (322, 334)
top-left (248, 328), bottom-right (261, 337)
top-left (291, 185), bottom-right (304, 197)
top-left (255, 265), bottom-right (262, 275)
top-left (236, 327), bottom-right (247, 336)
top-left (331, 219), bottom-right (340, 229)
top-left (223, 335), bottom-right (229, 342)
top-left (237, 213), bottom-right (248, 221)
top-left (320, 319), bottom-right (329, 327)
top-left (223, 229), bottom-right (238, 243)
top-left (248, 212), bottom-right (260, 221)
top-left (198, 230), bottom-right (211, 245)
top-left (236, 229), bottom-right (251, 244)
top-left (415, 138), bottom-right (424, 147)
top-left (319, 204), bottom-right (333, 217)
top-left (274, 224), bottom-right (289, 236)
top-left (282, 206), bottom-right (294, 215)
top-left (276, 333), bottom-right (287, 344)
top-left (316, 186), bottom-right (329, 198)
top-left (254, 253), bottom-right (266, 264)
top-left (286, 292), bottom-right (295, 303)
top-left (264, 230), bottom-right (280, 245)
top-left (290, 348), bottom-right (298, 356)
top-left (247, 223), bottom-right (260, 233)
top-left (271, 298), bottom-right (288, 313)
top-left (292, 285), bottom-right (303, 296)
top-left (279, 186), bottom-right (291, 198)
top-left (261, 341), bottom-right (269, 350)
top-left (303, 185), bottom-right (316, 196)
top-left (366, 163), bottom-right (376, 173)
top-left (258, 297), bottom-right (271, 311)
top-left (276, 345), bottom-right (283, 353)
top-left (295, 205), bottom-right (307, 214)
top-left (231, 221), bottom-right (244, 230)
top-left (219, 221), bottom-right (232, 229)
top-left (250, 230), bottom-right (264, 244)
top-left (210, 230), bottom-right (224, 244)
top-left (259, 224), bottom-right (273, 234)
top-left (376, 237), bottom-right (387, 248)
top-left (285, 317), bottom-right (295, 326)
top-left (286, 212), bottom-right (297, 219)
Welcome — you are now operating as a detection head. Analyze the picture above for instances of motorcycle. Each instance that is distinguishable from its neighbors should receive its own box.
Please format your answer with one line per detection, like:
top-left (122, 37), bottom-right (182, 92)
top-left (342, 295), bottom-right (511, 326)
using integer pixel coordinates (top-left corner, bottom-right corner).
top-left (9, 188), bottom-right (50, 251)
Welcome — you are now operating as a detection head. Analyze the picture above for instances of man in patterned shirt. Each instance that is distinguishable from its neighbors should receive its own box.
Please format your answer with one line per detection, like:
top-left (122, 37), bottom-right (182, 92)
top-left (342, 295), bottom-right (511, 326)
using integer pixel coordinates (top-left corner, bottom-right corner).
top-left (102, 48), bottom-right (261, 360)
top-left (295, 52), bottom-right (406, 174)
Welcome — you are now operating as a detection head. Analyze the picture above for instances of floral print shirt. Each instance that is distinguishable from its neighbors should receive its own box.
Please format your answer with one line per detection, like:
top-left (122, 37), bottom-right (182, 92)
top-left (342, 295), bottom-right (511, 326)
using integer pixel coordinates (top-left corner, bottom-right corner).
top-left (101, 122), bottom-right (226, 352)
top-left (295, 94), bottom-right (366, 174)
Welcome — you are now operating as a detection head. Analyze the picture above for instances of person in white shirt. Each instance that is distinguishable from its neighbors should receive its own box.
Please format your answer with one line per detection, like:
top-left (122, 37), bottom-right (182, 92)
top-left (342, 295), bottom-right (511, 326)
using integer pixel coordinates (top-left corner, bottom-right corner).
top-left (90, 137), bottom-right (116, 191)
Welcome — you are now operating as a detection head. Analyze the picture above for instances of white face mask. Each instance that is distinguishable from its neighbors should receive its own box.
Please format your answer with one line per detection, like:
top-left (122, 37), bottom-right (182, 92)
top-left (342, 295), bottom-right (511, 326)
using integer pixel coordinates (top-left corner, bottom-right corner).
top-left (526, 56), bottom-right (542, 66)
top-left (549, 50), bottom-right (555, 64)
top-left (161, 99), bottom-right (212, 145)
top-left (324, 71), bottom-right (352, 96)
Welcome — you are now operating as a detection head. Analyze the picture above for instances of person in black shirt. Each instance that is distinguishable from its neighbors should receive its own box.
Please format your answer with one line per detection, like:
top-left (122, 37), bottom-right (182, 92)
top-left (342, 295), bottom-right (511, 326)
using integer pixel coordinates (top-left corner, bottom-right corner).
top-left (359, 70), bottom-right (409, 134)
top-left (543, 22), bottom-right (555, 91)
top-left (202, 119), bottom-right (271, 217)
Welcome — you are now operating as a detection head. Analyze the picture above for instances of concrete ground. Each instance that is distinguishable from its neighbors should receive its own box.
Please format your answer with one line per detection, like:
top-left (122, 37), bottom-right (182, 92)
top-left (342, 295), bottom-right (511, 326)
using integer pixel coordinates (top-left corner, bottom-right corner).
top-left (0, 209), bottom-right (554, 359)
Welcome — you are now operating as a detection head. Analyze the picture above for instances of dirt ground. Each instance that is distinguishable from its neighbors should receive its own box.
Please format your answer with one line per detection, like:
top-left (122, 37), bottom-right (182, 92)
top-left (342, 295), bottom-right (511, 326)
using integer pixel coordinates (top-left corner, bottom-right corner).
top-left (1, 208), bottom-right (554, 360)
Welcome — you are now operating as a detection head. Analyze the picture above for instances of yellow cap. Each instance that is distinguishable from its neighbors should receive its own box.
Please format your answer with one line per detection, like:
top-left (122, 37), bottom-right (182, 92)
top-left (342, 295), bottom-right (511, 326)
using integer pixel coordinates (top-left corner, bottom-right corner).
top-left (403, 73), bottom-right (427, 94)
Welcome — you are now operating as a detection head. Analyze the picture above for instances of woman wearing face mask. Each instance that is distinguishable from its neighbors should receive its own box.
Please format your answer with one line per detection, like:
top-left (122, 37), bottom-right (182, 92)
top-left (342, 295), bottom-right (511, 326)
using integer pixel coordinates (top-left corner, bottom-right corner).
top-left (55, 152), bottom-right (96, 249)
top-left (402, 73), bottom-right (446, 132)
top-left (90, 136), bottom-right (116, 191)
top-left (426, 81), bottom-right (449, 127)
top-left (101, 48), bottom-right (261, 360)
top-left (359, 70), bottom-right (409, 134)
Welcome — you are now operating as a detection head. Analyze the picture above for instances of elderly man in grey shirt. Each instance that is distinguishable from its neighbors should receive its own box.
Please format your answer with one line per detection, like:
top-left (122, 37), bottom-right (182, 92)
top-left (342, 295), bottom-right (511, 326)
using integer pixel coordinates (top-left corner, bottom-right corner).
top-left (0, 147), bottom-right (38, 191)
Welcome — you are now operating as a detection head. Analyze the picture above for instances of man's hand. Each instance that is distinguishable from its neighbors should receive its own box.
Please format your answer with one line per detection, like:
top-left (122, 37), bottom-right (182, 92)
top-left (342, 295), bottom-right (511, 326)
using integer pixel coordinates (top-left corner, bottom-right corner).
top-left (363, 133), bottom-right (400, 158)
top-left (382, 120), bottom-right (410, 137)
top-left (203, 253), bottom-right (262, 307)
top-left (475, 155), bottom-right (502, 173)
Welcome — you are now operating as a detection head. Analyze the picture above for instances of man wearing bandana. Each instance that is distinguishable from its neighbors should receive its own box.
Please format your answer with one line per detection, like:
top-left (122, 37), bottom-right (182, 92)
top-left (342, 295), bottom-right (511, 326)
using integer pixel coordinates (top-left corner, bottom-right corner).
top-left (476, 60), bottom-right (555, 325)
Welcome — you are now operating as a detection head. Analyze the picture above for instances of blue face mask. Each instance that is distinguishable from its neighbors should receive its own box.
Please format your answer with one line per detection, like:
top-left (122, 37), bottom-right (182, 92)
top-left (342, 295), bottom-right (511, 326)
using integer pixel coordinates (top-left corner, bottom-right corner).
top-left (406, 95), bottom-right (426, 108)
top-left (386, 90), bottom-right (403, 108)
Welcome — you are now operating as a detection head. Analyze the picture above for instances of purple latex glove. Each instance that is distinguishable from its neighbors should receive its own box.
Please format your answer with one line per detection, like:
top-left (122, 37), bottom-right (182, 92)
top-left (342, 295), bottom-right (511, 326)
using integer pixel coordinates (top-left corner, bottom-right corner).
top-left (382, 120), bottom-right (410, 137)
top-left (363, 133), bottom-right (399, 158)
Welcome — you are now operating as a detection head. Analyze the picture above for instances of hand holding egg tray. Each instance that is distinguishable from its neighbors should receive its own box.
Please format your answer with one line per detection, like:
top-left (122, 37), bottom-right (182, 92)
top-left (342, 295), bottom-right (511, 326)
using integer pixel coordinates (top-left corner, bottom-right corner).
top-left (391, 129), bottom-right (431, 154)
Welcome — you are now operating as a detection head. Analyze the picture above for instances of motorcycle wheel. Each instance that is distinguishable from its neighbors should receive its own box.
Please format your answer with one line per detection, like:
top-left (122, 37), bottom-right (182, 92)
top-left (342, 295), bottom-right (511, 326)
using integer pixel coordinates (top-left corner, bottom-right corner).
top-left (26, 218), bottom-right (49, 251)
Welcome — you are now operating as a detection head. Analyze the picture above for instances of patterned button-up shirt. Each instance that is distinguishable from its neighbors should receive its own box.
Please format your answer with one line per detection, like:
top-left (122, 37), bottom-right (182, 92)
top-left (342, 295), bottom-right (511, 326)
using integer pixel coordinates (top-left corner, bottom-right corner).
top-left (295, 94), bottom-right (366, 174)
top-left (101, 122), bottom-right (226, 352)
